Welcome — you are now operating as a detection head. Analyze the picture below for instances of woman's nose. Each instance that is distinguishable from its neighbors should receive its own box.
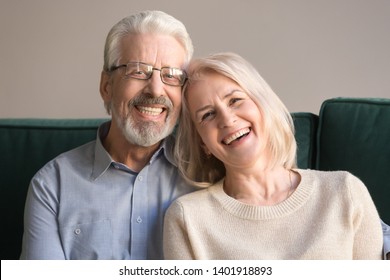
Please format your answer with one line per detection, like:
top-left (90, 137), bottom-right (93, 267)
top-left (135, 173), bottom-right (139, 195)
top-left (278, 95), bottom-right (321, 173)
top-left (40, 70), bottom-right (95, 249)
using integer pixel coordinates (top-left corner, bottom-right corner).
top-left (218, 109), bottom-right (236, 128)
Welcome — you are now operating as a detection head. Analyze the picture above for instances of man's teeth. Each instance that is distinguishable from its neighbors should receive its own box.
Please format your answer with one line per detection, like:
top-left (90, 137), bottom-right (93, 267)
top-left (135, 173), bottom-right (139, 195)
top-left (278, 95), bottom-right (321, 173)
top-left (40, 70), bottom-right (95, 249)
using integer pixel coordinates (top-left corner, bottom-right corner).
top-left (137, 106), bottom-right (164, 116)
top-left (223, 128), bottom-right (250, 145)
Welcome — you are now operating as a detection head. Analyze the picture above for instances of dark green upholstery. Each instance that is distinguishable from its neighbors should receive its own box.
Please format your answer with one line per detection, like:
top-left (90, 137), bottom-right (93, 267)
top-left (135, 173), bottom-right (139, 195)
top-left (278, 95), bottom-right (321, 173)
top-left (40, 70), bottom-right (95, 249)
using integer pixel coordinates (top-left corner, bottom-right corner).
top-left (0, 119), bottom-right (107, 260)
top-left (292, 113), bottom-right (318, 169)
top-left (316, 98), bottom-right (390, 224)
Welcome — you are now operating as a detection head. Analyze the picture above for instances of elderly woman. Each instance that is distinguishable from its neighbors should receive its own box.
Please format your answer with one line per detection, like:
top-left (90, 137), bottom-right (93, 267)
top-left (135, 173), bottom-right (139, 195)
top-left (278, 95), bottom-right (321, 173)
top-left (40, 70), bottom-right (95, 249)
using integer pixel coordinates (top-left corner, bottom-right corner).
top-left (163, 52), bottom-right (383, 259)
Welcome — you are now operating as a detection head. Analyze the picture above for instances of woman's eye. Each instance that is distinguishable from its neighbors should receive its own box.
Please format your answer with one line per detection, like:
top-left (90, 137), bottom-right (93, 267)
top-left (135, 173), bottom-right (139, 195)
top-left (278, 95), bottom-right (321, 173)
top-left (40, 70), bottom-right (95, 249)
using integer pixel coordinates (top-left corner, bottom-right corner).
top-left (229, 98), bottom-right (242, 106)
top-left (201, 111), bottom-right (215, 122)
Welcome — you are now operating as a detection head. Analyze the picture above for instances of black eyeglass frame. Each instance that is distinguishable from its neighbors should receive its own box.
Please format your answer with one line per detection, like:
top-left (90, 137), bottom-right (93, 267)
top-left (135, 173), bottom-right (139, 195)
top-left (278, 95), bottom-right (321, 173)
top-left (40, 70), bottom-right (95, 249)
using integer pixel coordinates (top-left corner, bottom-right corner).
top-left (109, 62), bottom-right (188, 87)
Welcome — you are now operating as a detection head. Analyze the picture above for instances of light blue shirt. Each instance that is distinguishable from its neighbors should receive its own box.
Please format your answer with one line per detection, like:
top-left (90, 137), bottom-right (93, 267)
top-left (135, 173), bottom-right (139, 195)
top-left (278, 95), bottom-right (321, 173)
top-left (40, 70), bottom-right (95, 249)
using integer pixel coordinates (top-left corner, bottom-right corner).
top-left (382, 220), bottom-right (390, 260)
top-left (20, 121), bottom-right (197, 260)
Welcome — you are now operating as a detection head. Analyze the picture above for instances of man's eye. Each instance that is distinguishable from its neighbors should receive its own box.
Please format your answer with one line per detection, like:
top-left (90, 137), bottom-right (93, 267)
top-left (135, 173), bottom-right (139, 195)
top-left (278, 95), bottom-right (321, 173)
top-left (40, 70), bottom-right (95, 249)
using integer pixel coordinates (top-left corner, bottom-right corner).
top-left (162, 73), bottom-right (178, 80)
top-left (128, 69), bottom-right (148, 77)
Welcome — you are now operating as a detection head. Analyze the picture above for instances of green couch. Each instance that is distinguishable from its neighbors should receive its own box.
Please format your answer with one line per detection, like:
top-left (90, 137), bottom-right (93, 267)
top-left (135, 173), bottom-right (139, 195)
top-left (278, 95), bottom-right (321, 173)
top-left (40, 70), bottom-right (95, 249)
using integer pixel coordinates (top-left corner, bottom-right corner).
top-left (1, 97), bottom-right (389, 260)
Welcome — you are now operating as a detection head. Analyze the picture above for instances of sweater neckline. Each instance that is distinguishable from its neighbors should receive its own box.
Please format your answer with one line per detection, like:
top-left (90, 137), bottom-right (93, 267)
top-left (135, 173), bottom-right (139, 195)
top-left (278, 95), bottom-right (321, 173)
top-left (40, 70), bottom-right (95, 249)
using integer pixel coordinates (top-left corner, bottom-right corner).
top-left (208, 169), bottom-right (313, 220)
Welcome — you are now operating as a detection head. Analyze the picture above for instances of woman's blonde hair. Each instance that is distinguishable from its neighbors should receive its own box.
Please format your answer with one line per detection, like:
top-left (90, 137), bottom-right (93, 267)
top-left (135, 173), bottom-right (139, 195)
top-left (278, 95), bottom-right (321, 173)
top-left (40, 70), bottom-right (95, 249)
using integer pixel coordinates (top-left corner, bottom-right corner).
top-left (175, 52), bottom-right (297, 187)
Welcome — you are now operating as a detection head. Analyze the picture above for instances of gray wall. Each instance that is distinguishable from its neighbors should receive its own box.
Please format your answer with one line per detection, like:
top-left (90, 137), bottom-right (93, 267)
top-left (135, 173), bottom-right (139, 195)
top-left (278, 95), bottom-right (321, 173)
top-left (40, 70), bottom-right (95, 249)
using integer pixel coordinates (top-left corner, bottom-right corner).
top-left (1, 0), bottom-right (389, 118)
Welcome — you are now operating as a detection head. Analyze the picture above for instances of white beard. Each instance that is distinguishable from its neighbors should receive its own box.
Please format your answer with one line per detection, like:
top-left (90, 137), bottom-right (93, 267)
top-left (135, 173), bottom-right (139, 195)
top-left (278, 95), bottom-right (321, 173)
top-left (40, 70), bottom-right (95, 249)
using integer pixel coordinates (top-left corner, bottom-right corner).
top-left (115, 111), bottom-right (174, 147)
top-left (110, 95), bottom-right (177, 147)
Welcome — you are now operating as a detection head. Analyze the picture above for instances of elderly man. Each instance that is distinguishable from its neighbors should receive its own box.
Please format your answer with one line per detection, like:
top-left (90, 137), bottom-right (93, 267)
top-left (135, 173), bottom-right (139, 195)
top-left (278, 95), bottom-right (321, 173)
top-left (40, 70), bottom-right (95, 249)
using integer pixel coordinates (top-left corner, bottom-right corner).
top-left (20, 10), bottom-right (197, 260)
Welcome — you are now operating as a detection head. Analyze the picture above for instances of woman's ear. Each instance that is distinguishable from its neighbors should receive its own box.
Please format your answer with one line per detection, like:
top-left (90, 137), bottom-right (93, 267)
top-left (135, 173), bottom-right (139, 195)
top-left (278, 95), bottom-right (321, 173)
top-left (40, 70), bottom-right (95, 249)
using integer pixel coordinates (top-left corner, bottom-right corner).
top-left (100, 71), bottom-right (113, 103)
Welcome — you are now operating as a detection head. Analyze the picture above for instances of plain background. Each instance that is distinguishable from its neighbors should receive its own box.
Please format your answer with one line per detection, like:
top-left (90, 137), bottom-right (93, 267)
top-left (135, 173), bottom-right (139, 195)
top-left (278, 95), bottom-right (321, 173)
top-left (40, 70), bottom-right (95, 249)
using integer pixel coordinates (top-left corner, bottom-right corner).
top-left (1, 0), bottom-right (389, 118)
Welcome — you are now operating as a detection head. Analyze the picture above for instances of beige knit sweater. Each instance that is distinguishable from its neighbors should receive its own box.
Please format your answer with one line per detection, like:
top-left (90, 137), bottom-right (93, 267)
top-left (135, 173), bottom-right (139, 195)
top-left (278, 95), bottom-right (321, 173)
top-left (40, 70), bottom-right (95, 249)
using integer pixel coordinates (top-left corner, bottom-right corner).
top-left (163, 169), bottom-right (383, 259)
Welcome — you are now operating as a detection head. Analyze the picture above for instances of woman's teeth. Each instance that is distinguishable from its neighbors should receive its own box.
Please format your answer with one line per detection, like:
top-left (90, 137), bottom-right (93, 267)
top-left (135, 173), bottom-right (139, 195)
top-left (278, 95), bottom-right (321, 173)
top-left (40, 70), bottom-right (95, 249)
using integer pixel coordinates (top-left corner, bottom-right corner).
top-left (223, 128), bottom-right (250, 145)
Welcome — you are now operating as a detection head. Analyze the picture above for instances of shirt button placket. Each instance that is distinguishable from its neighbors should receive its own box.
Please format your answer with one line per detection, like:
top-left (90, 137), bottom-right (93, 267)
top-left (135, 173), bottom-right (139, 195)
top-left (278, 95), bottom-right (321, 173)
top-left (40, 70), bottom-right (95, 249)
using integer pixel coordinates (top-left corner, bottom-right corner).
top-left (130, 171), bottom-right (148, 259)
top-left (135, 175), bottom-right (143, 223)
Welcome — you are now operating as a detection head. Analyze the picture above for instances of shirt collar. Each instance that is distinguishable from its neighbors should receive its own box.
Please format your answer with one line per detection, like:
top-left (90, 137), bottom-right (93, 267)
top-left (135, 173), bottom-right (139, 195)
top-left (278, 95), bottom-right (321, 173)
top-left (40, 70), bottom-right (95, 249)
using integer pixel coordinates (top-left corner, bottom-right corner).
top-left (91, 121), bottom-right (113, 180)
top-left (91, 121), bottom-right (177, 180)
top-left (163, 126), bottom-right (178, 166)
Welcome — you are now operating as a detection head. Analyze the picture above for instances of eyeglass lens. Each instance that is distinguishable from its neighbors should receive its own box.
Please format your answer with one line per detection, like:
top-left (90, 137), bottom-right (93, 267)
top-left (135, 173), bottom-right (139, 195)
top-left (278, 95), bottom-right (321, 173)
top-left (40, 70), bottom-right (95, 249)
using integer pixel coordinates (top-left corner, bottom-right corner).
top-left (125, 62), bottom-right (186, 86)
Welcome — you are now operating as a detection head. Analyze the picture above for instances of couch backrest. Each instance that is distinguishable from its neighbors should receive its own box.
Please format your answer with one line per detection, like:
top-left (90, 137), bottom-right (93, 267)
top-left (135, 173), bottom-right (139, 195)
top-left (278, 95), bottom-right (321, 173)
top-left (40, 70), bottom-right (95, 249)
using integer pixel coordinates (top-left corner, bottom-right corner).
top-left (292, 112), bottom-right (318, 169)
top-left (0, 119), bottom-right (106, 260)
top-left (316, 98), bottom-right (390, 224)
top-left (2, 99), bottom-right (388, 259)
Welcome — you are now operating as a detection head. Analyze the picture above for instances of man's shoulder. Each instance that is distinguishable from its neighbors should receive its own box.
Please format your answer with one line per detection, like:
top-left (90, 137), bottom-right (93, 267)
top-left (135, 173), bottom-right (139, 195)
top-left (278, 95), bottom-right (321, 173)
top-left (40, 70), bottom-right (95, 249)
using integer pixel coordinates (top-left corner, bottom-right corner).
top-left (54, 140), bottom-right (96, 163)
top-left (34, 140), bottom-right (96, 177)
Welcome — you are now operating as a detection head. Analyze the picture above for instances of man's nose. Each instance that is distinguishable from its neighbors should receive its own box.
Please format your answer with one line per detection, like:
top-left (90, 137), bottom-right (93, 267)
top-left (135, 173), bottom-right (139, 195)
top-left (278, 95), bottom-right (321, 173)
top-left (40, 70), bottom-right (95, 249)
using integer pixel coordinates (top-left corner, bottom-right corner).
top-left (145, 70), bottom-right (165, 97)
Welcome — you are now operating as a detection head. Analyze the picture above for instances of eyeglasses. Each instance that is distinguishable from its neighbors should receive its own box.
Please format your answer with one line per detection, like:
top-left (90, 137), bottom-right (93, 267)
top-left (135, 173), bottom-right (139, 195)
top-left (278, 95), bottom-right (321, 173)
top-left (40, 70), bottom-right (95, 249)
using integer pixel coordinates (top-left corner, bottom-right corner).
top-left (110, 62), bottom-right (187, 87)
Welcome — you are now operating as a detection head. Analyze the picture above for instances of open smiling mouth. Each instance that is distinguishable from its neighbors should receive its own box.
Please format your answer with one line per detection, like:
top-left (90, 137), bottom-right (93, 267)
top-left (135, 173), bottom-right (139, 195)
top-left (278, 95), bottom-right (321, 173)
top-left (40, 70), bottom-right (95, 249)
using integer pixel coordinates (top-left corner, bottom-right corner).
top-left (222, 128), bottom-right (251, 145)
top-left (136, 106), bottom-right (166, 116)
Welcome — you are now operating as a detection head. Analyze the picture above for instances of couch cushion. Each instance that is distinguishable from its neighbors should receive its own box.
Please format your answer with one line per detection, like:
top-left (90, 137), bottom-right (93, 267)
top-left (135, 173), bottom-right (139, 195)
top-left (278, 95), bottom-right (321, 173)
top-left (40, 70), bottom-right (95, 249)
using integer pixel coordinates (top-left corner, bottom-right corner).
top-left (316, 98), bottom-right (390, 224)
top-left (291, 112), bottom-right (318, 169)
top-left (0, 118), bottom-right (106, 259)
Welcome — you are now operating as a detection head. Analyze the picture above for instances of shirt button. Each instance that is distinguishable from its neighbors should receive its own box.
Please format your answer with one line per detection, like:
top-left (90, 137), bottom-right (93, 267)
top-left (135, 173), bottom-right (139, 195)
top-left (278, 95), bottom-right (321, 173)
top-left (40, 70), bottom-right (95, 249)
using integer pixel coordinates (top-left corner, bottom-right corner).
top-left (136, 216), bottom-right (142, 223)
top-left (138, 176), bottom-right (143, 181)
top-left (74, 228), bottom-right (81, 235)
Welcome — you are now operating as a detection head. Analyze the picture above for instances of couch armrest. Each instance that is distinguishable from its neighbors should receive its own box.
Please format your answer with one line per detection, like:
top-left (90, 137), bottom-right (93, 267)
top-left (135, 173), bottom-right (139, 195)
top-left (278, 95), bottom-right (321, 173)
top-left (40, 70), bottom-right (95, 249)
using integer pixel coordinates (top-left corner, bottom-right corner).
top-left (0, 118), bottom-right (107, 259)
top-left (316, 97), bottom-right (390, 224)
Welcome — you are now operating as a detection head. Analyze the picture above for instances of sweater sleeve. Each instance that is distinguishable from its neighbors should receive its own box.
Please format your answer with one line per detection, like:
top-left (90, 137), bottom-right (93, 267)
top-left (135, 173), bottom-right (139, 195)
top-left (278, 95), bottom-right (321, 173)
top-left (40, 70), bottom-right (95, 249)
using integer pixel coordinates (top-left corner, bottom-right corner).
top-left (347, 174), bottom-right (383, 259)
top-left (163, 200), bottom-right (195, 260)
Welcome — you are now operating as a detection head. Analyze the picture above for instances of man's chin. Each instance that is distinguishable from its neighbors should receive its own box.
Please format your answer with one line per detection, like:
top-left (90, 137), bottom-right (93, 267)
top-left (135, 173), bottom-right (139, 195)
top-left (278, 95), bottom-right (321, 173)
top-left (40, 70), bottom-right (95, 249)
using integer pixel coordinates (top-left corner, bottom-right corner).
top-left (123, 124), bottom-right (174, 147)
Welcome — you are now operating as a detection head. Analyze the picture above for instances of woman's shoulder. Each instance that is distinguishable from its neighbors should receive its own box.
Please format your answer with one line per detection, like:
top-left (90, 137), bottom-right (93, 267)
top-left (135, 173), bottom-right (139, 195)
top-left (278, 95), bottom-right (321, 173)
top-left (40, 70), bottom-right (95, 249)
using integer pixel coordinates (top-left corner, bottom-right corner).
top-left (297, 169), bottom-right (367, 197)
top-left (175, 187), bottom-right (212, 202)
top-left (171, 181), bottom-right (223, 205)
top-left (298, 168), bottom-right (362, 183)
top-left (165, 182), bottom-right (224, 220)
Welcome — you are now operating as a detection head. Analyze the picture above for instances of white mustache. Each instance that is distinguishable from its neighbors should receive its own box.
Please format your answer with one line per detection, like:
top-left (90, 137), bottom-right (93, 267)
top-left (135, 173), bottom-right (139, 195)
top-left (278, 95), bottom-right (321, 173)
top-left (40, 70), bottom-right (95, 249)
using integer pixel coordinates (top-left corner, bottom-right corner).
top-left (129, 95), bottom-right (173, 112)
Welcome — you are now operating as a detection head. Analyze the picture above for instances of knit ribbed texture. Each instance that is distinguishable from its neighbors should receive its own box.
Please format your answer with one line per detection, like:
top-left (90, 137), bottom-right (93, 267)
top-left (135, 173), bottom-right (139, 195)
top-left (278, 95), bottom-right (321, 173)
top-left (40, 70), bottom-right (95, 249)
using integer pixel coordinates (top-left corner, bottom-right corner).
top-left (163, 169), bottom-right (383, 259)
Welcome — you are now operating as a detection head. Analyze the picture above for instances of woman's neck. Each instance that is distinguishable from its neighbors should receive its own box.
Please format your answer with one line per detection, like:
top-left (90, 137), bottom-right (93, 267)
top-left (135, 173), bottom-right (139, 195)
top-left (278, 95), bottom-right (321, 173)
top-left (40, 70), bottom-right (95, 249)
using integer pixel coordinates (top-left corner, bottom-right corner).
top-left (223, 166), bottom-right (298, 206)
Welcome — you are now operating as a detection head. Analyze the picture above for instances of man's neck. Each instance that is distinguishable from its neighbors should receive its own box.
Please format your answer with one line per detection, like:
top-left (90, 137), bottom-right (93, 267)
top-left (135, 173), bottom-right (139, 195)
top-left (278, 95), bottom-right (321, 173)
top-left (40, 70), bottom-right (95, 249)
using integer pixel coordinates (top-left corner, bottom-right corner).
top-left (102, 124), bottom-right (161, 172)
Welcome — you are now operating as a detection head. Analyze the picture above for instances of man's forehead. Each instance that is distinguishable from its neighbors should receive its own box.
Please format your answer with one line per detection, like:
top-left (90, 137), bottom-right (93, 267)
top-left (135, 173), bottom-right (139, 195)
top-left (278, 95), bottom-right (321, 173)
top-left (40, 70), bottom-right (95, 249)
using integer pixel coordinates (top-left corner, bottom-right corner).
top-left (119, 33), bottom-right (187, 67)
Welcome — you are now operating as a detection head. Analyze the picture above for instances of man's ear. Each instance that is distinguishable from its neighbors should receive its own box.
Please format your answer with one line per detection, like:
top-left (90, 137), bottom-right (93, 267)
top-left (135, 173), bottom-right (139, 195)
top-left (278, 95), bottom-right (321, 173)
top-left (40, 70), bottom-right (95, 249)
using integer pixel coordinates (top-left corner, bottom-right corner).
top-left (100, 71), bottom-right (113, 102)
